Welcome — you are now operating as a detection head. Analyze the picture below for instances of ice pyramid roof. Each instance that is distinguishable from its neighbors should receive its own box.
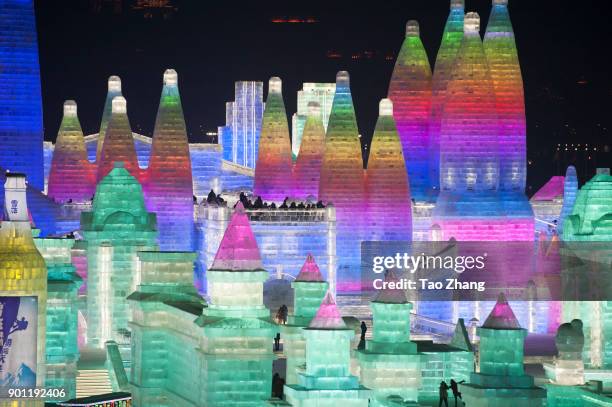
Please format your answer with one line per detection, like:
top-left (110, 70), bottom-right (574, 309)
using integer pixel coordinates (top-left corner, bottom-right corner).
top-left (210, 202), bottom-right (264, 271)
top-left (308, 291), bottom-right (346, 329)
top-left (482, 293), bottom-right (521, 329)
top-left (295, 254), bottom-right (325, 282)
top-left (373, 270), bottom-right (409, 304)
top-left (531, 176), bottom-right (564, 201)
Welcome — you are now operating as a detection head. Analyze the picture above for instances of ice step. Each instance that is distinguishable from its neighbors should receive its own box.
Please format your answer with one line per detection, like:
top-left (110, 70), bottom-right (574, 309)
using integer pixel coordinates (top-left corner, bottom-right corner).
top-left (76, 369), bottom-right (113, 399)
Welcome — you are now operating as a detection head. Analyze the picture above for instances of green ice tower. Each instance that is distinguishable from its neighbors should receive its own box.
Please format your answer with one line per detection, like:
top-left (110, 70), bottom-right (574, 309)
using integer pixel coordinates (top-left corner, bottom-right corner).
top-left (461, 293), bottom-right (546, 407)
top-left (195, 201), bottom-right (276, 406)
top-left (357, 271), bottom-right (420, 406)
top-left (283, 291), bottom-right (370, 407)
top-left (34, 237), bottom-right (81, 401)
top-left (81, 162), bottom-right (158, 349)
top-left (282, 254), bottom-right (328, 385)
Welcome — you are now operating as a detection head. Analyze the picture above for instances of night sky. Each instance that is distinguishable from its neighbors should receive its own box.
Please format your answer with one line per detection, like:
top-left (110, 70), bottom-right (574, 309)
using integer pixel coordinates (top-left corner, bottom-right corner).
top-left (35, 0), bottom-right (611, 190)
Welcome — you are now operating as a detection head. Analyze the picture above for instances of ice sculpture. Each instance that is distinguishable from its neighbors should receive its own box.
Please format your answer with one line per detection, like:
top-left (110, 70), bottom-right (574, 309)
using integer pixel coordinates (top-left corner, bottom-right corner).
top-left (96, 96), bottom-right (141, 183)
top-left (0, 173), bottom-right (47, 388)
top-left (81, 163), bottom-right (158, 348)
top-left (433, 12), bottom-right (533, 241)
top-left (484, 0), bottom-right (526, 193)
top-left (429, 0), bottom-right (464, 195)
top-left (546, 319), bottom-right (585, 385)
top-left (0, 0), bottom-right (44, 190)
top-left (146, 69), bottom-right (194, 251)
top-left (357, 271), bottom-right (420, 405)
top-left (365, 99), bottom-right (412, 241)
top-left (292, 102), bottom-right (326, 199)
top-left (291, 83), bottom-right (336, 159)
top-left (461, 293), bottom-right (546, 406)
top-left (282, 254), bottom-right (328, 384)
top-left (197, 201), bottom-right (275, 406)
top-left (96, 76), bottom-right (123, 161)
top-left (253, 77), bottom-right (293, 202)
top-left (529, 176), bottom-right (565, 233)
top-left (558, 165), bottom-right (578, 236)
top-left (387, 20), bottom-right (433, 201)
top-left (48, 101), bottom-right (96, 203)
top-left (283, 291), bottom-right (371, 406)
top-left (319, 71), bottom-right (365, 293)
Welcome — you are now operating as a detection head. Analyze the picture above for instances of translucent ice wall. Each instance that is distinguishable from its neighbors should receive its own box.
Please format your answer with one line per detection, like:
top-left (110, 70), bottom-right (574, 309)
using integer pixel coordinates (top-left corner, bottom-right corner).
top-left (253, 77), bottom-right (293, 202)
top-left (365, 99), bottom-right (412, 241)
top-left (96, 96), bottom-right (141, 183)
top-left (48, 101), bottom-right (96, 203)
top-left (558, 165), bottom-right (578, 236)
top-left (146, 69), bottom-right (194, 251)
top-left (96, 76), bottom-right (123, 161)
top-left (429, 0), bottom-right (464, 196)
top-left (388, 20), bottom-right (433, 202)
top-left (319, 71), bottom-right (366, 293)
top-left (292, 102), bottom-right (326, 199)
top-left (0, 0), bottom-right (44, 190)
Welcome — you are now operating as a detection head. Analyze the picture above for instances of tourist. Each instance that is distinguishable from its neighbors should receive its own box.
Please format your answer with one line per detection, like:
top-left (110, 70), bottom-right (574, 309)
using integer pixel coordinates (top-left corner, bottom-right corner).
top-left (450, 379), bottom-right (464, 406)
top-left (439, 381), bottom-right (449, 407)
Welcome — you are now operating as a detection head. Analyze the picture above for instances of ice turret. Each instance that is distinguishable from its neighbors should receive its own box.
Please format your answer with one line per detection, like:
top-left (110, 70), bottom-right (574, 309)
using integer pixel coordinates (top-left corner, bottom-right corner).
top-left (319, 71), bottom-right (365, 292)
top-left (253, 77), bottom-right (293, 202)
top-left (387, 20), bottom-right (433, 201)
top-left (558, 166), bottom-right (578, 236)
top-left (292, 102), bottom-right (326, 199)
top-left (96, 96), bottom-right (140, 182)
top-left (48, 101), bottom-right (96, 203)
top-left (146, 69), bottom-right (194, 251)
top-left (96, 76), bottom-right (123, 161)
top-left (365, 99), bottom-right (412, 241)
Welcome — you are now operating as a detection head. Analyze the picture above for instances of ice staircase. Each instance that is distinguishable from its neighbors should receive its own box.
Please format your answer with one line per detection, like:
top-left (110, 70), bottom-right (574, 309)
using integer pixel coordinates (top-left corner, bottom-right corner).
top-left (76, 369), bottom-right (113, 398)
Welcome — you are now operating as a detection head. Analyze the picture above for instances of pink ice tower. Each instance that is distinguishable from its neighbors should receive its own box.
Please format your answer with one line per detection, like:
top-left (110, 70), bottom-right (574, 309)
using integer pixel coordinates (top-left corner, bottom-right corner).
top-left (433, 12), bottom-right (533, 242)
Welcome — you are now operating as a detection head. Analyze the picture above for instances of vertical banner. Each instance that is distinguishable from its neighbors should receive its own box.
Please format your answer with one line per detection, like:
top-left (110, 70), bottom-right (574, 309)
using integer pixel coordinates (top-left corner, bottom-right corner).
top-left (0, 296), bottom-right (38, 389)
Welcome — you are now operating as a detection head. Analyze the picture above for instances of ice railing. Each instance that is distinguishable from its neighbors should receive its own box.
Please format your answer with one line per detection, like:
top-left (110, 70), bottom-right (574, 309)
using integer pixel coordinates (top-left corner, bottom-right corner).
top-left (245, 207), bottom-right (331, 223)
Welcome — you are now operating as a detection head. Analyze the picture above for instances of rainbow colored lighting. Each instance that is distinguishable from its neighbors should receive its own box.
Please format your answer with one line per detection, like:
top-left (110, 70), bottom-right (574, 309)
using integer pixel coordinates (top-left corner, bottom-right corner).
top-left (292, 102), bottom-right (326, 199)
top-left (145, 69), bottom-right (194, 251)
top-left (96, 76), bottom-right (123, 161)
top-left (48, 101), bottom-right (96, 203)
top-left (319, 71), bottom-right (365, 293)
top-left (388, 20), bottom-right (433, 202)
top-left (253, 77), bottom-right (293, 202)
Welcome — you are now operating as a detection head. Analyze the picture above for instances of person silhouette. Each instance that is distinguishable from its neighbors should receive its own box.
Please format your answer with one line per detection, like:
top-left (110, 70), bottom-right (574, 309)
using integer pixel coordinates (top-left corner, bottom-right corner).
top-left (450, 379), bottom-right (464, 406)
top-left (439, 381), bottom-right (449, 407)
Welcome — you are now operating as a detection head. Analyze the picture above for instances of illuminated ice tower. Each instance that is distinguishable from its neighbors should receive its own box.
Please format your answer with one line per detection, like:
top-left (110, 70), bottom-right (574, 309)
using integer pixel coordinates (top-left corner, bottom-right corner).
top-left (558, 165), bottom-right (578, 236)
top-left (433, 12), bottom-right (533, 241)
top-left (96, 76), bottom-right (123, 161)
top-left (484, 0), bottom-right (526, 193)
top-left (81, 163), bottom-right (158, 348)
top-left (0, 174), bottom-right (47, 388)
top-left (319, 71), bottom-right (365, 293)
top-left (0, 0), bottom-right (44, 190)
top-left (292, 102), bottom-right (326, 199)
top-left (357, 271), bottom-right (420, 406)
top-left (253, 77), bottom-right (293, 202)
top-left (281, 254), bottom-right (328, 384)
top-left (461, 294), bottom-right (546, 406)
top-left (48, 101), bottom-right (96, 203)
top-left (429, 0), bottom-right (464, 193)
top-left (283, 291), bottom-right (371, 406)
top-left (146, 69), bottom-right (194, 251)
top-left (365, 99), bottom-right (412, 241)
top-left (387, 20), bottom-right (432, 201)
top-left (196, 201), bottom-right (275, 406)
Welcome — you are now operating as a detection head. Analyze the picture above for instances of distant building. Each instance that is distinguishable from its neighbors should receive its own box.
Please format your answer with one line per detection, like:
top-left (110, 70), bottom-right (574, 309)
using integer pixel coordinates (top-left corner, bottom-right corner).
top-left (291, 83), bottom-right (335, 159)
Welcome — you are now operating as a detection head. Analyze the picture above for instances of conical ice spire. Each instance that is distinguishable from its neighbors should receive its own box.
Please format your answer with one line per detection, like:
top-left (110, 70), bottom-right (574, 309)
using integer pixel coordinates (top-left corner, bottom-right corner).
top-left (48, 100), bottom-right (96, 203)
top-left (373, 269), bottom-right (409, 304)
top-left (309, 291), bottom-right (346, 329)
top-left (387, 20), bottom-right (432, 201)
top-left (146, 69), bottom-right (194, 251)
top-left (96, 96), bottom-right (140, 182)
top-left (253, 77), bottom-right (293, 202)
top-left (439, 12), bottom-right (499, 193)
top-left (96, 75), bottom-right (123, 161)
top-left (484, 0), bottom-right (526, 192)
top-left (210, 202), bottom-right (264, 271)
top-left (295, 254), bottom-right (325, 282)
top-left (292, 102), bottom-right (326, 199)
top-left (366, 99), bottom-right (412, 241)
top-left (482, 293), bottom-right (521, 329)
top-left (429, 1), bottom-right (464, 193)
